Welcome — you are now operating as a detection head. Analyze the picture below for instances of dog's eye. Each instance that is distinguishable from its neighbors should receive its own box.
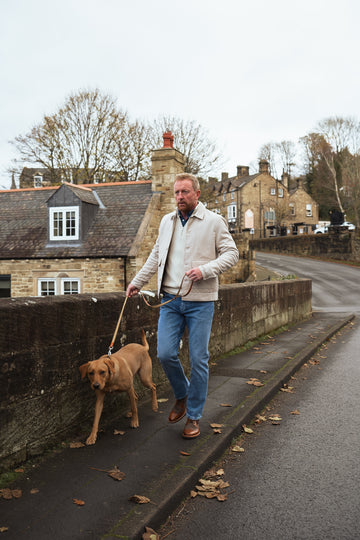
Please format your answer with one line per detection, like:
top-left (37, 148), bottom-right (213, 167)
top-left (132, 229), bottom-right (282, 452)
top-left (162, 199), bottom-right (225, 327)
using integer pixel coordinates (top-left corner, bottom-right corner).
top-left (100, 370), bottom-right (106, 375)
top-left (89, 371), bottom-right (94, 376)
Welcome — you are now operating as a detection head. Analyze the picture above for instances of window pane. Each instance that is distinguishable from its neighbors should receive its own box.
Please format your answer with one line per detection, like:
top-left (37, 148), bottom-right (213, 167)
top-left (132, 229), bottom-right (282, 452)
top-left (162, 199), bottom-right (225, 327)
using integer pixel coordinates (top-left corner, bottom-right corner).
top-left (53, 212), bottom-right (63, 237)
top-left (65, 211), bottom-right (76, 237)
top-left (40, 280), bottom-right (55, 296)
top-left (63, 280), bottom-right (79, 294)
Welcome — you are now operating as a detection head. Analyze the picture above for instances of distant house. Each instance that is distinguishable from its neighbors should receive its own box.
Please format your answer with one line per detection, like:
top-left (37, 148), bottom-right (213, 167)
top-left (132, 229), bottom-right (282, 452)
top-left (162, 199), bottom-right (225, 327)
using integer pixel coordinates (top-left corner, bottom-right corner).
top-left (0, 133), bottom-right (249, 298)
top-left (208, 160), bottom-right (319, 237)
top-left (19, 167), bottom-right (123, 189)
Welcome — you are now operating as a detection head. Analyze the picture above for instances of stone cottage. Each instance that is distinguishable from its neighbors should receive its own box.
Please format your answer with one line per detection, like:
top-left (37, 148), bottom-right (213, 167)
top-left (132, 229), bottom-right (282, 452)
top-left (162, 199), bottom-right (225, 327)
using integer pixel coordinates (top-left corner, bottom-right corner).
top-left (0, 133), bottom-right (251, 298)
top-left (208, 160), bottom-right (319, 237)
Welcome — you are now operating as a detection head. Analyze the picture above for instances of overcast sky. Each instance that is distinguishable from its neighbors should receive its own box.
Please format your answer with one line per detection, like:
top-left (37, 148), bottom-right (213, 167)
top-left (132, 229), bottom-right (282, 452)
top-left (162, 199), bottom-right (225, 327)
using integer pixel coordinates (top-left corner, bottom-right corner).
top-left (1, 0), bottom-right (359, 189)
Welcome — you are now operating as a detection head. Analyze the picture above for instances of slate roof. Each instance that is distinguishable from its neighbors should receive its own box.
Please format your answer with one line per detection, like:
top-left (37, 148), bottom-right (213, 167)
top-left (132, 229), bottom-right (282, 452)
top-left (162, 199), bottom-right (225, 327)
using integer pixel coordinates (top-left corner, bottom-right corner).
top-left (211, 173), bottom-right (261, 194)
top-left (0, 182), bottom-right (154, 259)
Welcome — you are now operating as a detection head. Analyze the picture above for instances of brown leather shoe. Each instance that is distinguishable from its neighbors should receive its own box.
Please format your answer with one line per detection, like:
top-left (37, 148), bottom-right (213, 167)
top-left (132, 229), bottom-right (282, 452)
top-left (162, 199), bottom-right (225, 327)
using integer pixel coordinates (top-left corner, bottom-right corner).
top-left (182, 418), bottom-right (200, 439)
top-left (168, 397), bottom-right (187, 424)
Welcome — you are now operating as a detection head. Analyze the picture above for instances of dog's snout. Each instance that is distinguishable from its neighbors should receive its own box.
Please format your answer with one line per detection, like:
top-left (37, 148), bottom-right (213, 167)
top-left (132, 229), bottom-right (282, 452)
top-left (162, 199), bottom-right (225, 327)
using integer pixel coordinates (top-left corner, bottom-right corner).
top-left (93, 382), bottom-right (100, 389)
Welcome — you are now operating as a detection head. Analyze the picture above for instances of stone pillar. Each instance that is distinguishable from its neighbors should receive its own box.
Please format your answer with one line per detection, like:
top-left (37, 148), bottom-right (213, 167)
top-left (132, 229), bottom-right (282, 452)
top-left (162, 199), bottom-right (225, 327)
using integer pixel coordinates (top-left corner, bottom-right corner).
top-left (151, 131), bottom-right (185, 215)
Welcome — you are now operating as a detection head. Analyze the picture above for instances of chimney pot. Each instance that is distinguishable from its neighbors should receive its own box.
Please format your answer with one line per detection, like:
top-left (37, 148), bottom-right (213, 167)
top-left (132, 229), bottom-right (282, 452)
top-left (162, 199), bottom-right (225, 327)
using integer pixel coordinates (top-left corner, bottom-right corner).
top-left (162, 131), bottom-right (174, 148)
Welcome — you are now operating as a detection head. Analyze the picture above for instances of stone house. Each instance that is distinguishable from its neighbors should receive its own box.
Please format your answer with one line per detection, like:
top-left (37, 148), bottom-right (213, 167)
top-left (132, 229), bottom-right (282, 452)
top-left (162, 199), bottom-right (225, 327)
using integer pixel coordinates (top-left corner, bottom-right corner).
top-left (208, 160), bottom-right (319, 238)
top-left (19, 167), bottom-right (123, 188)
top-left (0, 133), bottom-right (251, 298)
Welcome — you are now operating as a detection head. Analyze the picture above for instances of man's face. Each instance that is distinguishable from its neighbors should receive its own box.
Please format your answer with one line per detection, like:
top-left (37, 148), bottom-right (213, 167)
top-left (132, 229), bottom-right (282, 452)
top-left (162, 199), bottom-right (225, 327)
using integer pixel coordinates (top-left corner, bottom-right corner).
top-left (174, 179), bottom-right (200, 216)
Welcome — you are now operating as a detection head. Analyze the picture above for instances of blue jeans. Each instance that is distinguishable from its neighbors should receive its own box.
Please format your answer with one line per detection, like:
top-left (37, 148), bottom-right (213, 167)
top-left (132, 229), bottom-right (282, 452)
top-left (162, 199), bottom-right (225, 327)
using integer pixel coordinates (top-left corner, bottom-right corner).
top-left (157, 294), bottom-right (215, 420)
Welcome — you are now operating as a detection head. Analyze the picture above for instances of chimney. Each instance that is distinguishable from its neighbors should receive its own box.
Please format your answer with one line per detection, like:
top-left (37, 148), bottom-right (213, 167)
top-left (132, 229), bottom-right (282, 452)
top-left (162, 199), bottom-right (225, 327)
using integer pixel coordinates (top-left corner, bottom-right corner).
top-left (259, 160), bottom-right (269, 174)
top-left (221, 172), bottom-right (229, 182)
top-left (281, 171), bottom-right (289, 189)
top-left (162, 131), bottom-right (174, 148)
top-left (237, 165), bottom-right (249, 177)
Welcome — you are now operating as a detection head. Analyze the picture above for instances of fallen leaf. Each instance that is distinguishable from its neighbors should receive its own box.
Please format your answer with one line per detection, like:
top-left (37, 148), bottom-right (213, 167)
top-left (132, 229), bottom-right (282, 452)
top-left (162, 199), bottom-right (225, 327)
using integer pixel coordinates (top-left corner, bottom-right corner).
top-left (242, 425), bottom-right (254, 434)
top-left (69, 441), bottom-right (85, 448)
top-left (255, 414), bottom-right (267, 423)
top-left (231, 445), bottom-right (245, 453)
top-left (220, 403), bottom-right (232, 407)
top-left (113, 429), bottom-right (125, 436)
top-left (180, 451), bottom-right (191, 456)
top-left (213, 429), bottom-right (222, 434)
top-left (108, 468), bottom-right (126, 481)
top-left (247, 378), bottom-right (264, 387)
top-left (14, 468), bottom-right (24, 473)
top-left (280, 387), bottom-right (294, 393)
top-left (30, 489), bottom-right (39, 495)
top-left (260, 370), bottom-right (267, 374)
top-left (216, 493), bottom-right (228, 502)
top-left (142, 526), bottom-right (160, 540)
top-left (216, 469), bottom-right (225, 476)
top-left (291, 410), bottom-right (300, 415)
top-left (156, 398), bottom-right (168, 403)
top-left (190, 490), bottom-right (198, 498)
top-left (0, 489), bottom-right (22, 500)
top-left (129, 494), bottom-right (151, 504)
top-left (0, 527), bottom-right (9, 533)
top-left (269, 415), bottom-right (282, 421)
top-left (210, 423), bottom-right (223, 428)
top-left (73, 498), bottom-right (85, 506)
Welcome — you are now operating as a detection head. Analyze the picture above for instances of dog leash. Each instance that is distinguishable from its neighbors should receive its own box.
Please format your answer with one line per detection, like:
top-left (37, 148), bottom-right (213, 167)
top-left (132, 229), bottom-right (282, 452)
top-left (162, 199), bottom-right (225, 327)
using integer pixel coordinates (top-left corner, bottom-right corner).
top-left (107, 275), bottom-right (193, 355)
top-left (139, 274), bottom-right (193, 308)
top-left (108, 296), bottom-right (128, 356)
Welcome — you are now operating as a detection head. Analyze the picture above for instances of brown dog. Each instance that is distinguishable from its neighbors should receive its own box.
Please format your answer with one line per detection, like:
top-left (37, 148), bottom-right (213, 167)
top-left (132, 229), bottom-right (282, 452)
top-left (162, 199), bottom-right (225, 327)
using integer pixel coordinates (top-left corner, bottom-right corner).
top-left (79, 329), bottom-right (158, 445)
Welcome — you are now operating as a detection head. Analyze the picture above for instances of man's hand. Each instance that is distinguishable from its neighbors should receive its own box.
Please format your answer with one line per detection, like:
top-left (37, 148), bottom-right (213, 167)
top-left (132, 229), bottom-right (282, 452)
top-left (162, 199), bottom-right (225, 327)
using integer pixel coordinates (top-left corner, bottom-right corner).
top-left (186, 267), bottom-right (203, 282)
top-left (126, 284), bottom-right (140, 297)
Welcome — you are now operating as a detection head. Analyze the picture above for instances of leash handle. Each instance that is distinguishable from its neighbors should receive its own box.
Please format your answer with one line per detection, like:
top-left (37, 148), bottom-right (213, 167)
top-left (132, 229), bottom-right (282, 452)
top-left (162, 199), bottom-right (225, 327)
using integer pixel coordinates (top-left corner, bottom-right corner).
top-left (108, 296), bottom-right (128, 356)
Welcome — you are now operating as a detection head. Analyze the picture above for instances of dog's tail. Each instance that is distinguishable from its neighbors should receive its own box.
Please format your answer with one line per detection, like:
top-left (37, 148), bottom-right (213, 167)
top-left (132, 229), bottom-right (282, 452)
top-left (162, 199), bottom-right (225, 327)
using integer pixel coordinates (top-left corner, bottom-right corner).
top-left (141, 329), bottom-right (149, 351)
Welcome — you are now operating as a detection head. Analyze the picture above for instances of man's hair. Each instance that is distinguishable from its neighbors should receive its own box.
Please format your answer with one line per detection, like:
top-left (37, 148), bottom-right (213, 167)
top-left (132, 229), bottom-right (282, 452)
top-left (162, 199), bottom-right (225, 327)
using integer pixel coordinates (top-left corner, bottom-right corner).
top-left (174, 173), bottom-right (200, 191)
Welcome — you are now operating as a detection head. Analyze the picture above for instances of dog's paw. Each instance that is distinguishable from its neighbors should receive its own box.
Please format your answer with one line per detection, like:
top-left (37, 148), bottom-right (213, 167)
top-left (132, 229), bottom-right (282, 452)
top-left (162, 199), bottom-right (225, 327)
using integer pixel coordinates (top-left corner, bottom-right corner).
top-left (86, 435), bottom-right (97, 445)
top-left (130, 420), bottom-right (139, 429)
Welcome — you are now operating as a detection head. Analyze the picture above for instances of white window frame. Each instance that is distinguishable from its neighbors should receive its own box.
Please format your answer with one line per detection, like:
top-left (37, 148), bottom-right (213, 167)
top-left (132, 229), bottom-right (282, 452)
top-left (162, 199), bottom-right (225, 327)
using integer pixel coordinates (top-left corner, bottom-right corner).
top-left (278, 188), bottom-right (284, 198)
top-left (61, 278), bottom-right (80, 295)
top-left (306, 204), bottom-right (312, 217)
top-left (231, 190), bottom-right (235, 200)
top-left (227, 203), bottom-right (237, 222)
top-left (49, 206), bottom-right (79, 241)
top-left (34, 174), bottom-right (43, 188)
top-left (289, 203), bottom-right (295, 216)
top-left (270, 188), bottom-right (276, 196)
top-left (38, 278), bottom-right (56, 296)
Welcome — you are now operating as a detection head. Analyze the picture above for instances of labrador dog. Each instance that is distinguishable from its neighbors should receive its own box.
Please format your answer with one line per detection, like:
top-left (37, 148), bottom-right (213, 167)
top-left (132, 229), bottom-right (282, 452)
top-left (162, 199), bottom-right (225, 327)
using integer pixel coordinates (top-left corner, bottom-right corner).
top-left (79, 329), bottom-right (158, 445)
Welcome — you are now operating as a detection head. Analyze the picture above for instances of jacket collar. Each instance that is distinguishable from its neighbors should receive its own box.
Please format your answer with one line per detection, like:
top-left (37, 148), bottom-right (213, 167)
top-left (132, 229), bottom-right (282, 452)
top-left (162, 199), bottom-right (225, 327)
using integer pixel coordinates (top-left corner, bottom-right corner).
top-left (171, 201), bottom-right (205, 220)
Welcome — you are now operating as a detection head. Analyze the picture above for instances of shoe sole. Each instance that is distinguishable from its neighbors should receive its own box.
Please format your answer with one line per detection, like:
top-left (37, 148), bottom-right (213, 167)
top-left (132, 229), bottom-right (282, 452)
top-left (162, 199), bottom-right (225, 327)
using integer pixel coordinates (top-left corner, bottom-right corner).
top-left (182, 429), bottom-right (200, 439)
top-left (168, 410), bottom-right (186, 424)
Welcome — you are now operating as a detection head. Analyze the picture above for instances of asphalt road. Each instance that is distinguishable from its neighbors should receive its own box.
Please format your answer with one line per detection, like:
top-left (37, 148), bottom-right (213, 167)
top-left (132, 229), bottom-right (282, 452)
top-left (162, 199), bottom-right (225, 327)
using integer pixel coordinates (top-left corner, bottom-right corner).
top-left (254, 252), bottom-right (360, 314)
top-left (158, 254), bottom-right (360, 540)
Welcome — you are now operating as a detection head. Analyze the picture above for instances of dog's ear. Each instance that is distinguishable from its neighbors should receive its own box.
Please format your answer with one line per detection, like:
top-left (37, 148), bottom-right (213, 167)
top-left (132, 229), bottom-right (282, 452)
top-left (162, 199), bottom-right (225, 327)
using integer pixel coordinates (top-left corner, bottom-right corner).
top-left (104, 357), bottom-right (116, 374)
top-left (79, 362), bottom-right (90, 379)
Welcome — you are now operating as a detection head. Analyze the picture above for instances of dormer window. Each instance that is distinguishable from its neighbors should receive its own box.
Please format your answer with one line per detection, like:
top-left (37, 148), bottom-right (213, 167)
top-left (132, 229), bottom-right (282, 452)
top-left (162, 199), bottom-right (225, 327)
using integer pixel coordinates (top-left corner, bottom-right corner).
top-left (34, 174), bottom-right (43, 188)
top-left (49, 206), bottom-right (79, 241)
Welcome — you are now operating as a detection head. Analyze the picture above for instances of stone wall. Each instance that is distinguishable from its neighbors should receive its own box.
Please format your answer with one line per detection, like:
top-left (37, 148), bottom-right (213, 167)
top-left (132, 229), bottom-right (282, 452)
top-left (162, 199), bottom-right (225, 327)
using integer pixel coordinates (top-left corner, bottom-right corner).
top-left (0, 258), bottom-right (126, 297)
top-left (0, 279), bottom-right (311, 471)
top-left (251, 228), bottom-right (360, 262)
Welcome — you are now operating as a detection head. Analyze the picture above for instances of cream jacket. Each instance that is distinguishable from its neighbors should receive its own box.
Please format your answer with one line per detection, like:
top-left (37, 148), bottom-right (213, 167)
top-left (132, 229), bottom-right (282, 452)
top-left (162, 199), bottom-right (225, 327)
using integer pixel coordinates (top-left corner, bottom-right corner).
top-left (130, 201), bottom-right (239, 301)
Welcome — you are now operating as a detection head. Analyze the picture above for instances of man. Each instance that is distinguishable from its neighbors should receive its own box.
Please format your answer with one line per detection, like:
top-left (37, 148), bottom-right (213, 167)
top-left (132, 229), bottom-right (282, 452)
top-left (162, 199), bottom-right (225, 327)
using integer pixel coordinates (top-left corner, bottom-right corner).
top-left (126, 173), bottom-right (239, 438)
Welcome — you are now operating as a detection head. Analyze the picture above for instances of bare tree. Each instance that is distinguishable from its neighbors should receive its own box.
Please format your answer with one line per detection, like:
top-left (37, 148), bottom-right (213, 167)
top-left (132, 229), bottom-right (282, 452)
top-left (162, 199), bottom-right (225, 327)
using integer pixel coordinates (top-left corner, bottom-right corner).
top-left (258, 140), bottom-right (296, 179)
top-left (11, 89), bottom-right (126, 183)
top-left (300, 117), bottom-right (360, 220)
top-left (111, 118), bottom-right (152, 181)
top-left (150, 115), bottom-right (223, 177)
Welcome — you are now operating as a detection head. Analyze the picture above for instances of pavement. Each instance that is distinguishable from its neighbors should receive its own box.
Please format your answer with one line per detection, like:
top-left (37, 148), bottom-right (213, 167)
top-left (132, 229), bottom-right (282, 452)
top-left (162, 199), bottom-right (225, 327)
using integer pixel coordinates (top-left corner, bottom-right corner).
top-left (0, 310), bottom-right (355, 540)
